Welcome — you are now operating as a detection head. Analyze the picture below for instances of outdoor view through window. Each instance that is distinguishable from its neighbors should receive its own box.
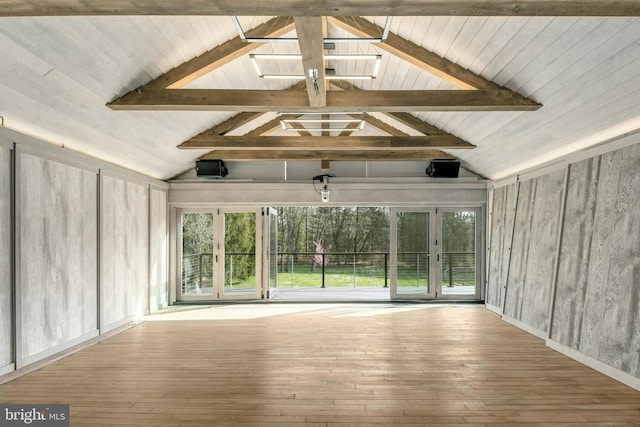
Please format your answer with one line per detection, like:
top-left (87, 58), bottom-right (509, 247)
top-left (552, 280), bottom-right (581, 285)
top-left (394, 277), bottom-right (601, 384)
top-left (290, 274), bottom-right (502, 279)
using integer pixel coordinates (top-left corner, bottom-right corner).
top-left (181, 207), bottom-right (477, 300)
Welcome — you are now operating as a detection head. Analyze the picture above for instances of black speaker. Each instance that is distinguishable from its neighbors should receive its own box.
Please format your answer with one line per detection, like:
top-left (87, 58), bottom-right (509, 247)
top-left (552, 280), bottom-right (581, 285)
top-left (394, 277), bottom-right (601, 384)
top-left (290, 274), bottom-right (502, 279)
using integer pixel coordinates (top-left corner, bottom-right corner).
top-left (426, 160), bottom-right (460, 178)
top-left (195, 159), bottom-right (228, 178)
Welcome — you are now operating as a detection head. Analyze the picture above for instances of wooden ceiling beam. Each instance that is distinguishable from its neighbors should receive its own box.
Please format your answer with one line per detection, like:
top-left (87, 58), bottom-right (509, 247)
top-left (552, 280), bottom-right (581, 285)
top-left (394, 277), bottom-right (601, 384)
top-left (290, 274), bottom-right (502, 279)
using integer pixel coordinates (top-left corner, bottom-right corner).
top-left (351, 113), bottom-right (409, 136)
top-left (199, 149), bottom-right (455, 161)
top-left (197, 112), bottom-right (265, 137)
top-left (3, 1), bottom-right (640, 16)
top-left (337, 120), bottom-right (365, 137)
top-left (108, 89), bottom-right (542, 112)
top-left (330, 80), bottom-right (448, 136)
top-left (330, 16), bottom-right (496, 90)
top-left (384, 112), bottom-right (448, 136)
top-left (138, 16), bottom-right (293, 90)
top-left (178, 135), bottom-right (475, 150)
top-left (294, 16), bottom-right (327, 107)
top-left (179, 81), bottom-right (306, 143)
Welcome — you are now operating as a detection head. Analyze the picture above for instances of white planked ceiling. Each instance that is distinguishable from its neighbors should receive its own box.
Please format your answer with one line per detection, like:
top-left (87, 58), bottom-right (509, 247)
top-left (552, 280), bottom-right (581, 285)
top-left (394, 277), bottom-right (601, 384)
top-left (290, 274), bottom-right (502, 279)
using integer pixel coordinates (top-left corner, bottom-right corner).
top-left (0, 15), bottom-right (639, 179)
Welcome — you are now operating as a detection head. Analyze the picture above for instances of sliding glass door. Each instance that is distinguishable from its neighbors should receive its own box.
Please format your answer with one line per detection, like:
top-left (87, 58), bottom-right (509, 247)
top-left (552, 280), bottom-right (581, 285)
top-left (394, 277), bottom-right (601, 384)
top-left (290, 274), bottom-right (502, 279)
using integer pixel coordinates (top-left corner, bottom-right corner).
top-left (390, 209), bottom-right (436, 299)
top-left (178, 208), bottom-right (261, 301)
top-left (391, 207), bottom-right (482, 300)
top-left (440, 209), bottom-right (481, 298)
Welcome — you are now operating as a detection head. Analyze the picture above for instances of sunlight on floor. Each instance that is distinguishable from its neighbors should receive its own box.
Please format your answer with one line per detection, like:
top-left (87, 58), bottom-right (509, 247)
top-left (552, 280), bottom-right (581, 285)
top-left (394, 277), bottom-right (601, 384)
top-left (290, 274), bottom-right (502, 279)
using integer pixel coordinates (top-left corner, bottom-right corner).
top-left (144, 302), bottom-right (468, 321)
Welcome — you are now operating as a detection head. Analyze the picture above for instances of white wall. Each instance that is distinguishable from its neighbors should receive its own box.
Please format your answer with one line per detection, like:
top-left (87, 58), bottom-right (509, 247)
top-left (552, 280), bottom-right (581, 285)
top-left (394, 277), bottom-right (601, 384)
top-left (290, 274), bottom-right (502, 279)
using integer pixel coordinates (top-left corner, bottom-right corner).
top-left (0, 127), bottom-right (169, 376)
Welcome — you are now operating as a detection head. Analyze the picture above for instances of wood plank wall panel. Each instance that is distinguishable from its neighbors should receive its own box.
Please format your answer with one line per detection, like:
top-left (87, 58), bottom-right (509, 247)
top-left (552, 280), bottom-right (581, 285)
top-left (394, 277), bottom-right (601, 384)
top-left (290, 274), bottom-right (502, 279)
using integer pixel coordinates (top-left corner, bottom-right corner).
top-left (486, 183), bottom-right (516, 309)
top-left (504, 170), bottom-right (564, 332)
top-left (503, 179), bottom-right (534, 319)
top-left (0, 147), bottom-right (11, 367)
top-left (551, 157), bottom-right (600, 349)
top-left (149, 188), bottom-right (168, 312)
top-left (101, 176), bottom-right (149, 328)
top-left (552, 142), bottom-right (640, 377)
top-left (20, 154), bottom-right (98, 359)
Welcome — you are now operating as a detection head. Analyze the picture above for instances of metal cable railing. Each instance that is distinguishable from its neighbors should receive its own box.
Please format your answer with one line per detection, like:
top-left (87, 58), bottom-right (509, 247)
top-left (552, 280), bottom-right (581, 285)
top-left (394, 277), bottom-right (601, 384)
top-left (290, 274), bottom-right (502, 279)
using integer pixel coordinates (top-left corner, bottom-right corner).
top-left (182, 251), bottom-right (474, 291)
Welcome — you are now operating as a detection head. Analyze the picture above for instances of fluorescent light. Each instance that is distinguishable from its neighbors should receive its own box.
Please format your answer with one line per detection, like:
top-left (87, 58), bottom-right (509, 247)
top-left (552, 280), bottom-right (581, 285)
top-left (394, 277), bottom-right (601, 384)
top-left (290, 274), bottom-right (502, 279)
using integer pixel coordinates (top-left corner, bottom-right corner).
top-left (283, 119), bottom-right (363, 123)
top-left (233, 16), bottom-right (393, 43)
top-left (280, 117), bottom-right (366, 132)
top-left (248, 55), bottom-right (262, 77)
top-left (325, 54), bottom-right (381, 60)
top-left (251, 54), bottom-right (381, 61)
top-left (250, 53), bottom-right (382, 80)
top-left (250, 54), bottom-right (302, 60)
top-left (277, 112), bottom-right (365, 115)
top-left (261, 75), bottom-right (306, 80)
top-left (381, 16), bottom-right (393, 41)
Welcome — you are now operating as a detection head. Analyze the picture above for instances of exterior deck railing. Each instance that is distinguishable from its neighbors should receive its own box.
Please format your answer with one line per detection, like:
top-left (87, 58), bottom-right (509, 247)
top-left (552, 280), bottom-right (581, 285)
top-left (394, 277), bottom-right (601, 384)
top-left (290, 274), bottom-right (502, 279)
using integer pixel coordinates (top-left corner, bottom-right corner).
top-left (182, 251), bottom-right (474, 293)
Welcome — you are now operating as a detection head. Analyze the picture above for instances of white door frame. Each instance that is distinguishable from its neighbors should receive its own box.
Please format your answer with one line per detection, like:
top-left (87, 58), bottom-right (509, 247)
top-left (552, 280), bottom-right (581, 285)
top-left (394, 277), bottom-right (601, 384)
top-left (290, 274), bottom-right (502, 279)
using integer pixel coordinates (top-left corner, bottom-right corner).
top-left (390, 207), bottom-right (438, 300)
top-left (175, 207), bottom-right (262, 302)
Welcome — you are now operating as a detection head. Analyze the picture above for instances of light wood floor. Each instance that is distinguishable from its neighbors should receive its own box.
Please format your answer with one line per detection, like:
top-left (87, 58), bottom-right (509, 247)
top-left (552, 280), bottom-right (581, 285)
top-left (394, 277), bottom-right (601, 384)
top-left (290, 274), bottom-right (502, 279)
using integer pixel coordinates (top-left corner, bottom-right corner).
top-left (1, 304), bottom-right (640, 426)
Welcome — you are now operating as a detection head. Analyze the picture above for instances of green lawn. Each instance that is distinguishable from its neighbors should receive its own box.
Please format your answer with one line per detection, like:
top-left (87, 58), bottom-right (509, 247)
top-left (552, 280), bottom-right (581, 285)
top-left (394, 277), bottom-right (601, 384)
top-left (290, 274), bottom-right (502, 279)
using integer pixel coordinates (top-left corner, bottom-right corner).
top-left (274, 264), bottom-right (474, 288)
top-left (185, 263), bottom-right (475, 290)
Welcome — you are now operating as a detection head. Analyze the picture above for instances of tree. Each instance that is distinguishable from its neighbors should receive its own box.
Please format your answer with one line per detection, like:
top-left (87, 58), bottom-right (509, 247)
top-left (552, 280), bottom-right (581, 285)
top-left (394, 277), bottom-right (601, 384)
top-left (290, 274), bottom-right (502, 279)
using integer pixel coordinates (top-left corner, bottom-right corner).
top-left (224, 212), bottom-right (256, 286)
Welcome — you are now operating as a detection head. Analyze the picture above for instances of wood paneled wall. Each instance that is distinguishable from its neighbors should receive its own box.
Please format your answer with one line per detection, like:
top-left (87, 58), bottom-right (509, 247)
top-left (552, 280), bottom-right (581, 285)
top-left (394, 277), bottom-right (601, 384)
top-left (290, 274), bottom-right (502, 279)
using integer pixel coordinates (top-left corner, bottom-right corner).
top-left (0, 128), bottom-right (169, 376)
top-left (101, 175), bottom-right (149, 330)
top-left (19, 154), bottom-right (98, 361)
top-left (486, 182), bottom-right (516, 310)
top-left (487, 138), bottom-right (640, 385)
top-left (149, 188), bottom-right (168, 312)
top-left (552, 143), bottom-right (640, 378)
top-left (504, 170), bottom-right (564, 333)
top-left (0, 146), bottom-right (11, 371)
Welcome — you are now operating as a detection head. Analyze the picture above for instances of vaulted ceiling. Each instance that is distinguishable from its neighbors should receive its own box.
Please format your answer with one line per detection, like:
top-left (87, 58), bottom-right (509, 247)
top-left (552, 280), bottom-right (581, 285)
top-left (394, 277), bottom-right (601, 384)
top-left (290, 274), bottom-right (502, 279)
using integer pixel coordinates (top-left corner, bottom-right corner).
top-left (1, 2), bottom-right (640, 180)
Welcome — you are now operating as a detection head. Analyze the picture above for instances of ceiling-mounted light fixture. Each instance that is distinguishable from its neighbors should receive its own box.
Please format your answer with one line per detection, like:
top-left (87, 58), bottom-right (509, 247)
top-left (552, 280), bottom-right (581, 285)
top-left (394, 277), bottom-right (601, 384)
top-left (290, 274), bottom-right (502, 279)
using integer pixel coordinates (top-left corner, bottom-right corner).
top-left (280, 117), bottom-right (365, 132)
top-left (313, 174), bottom-right (334, 203)
top-left (249, 54), bottom-right (382, 80)
top-left (233, 16), bottom-right (392, 43)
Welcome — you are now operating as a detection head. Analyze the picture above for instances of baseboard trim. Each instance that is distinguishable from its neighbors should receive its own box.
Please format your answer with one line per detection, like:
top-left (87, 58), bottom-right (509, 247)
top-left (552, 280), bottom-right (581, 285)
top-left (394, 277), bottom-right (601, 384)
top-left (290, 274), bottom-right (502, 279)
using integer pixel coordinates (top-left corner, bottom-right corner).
top-left (102, 315), bottom-right (137, 334)
top-left (546, 338), bottom-right (640, 391)
top-left (0, 363), bottom-right (15, 376)
top-left (21, 330), bottom-right (100, 367)
top-left (484, 303), bottom-right (502, 315)
top-left (502, 315), bottom-right (547, 340)
top-left (0, 323), bottom-right (136, 386)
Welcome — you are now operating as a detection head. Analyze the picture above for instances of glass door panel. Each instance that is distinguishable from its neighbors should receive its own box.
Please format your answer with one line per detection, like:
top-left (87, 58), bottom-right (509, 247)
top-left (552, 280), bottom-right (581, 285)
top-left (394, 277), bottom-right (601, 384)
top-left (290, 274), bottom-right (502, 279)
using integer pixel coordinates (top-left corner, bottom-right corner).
top-left (268, 208), bottom-right (278, 296)
top-left (391, 209), bottom-right (435, 299)
top-left (440, 209), bottom-right (480, 298)
top-left (222, 211), bottom-right (260, 299)
top-left (180, 212), bottom-right (215, 299)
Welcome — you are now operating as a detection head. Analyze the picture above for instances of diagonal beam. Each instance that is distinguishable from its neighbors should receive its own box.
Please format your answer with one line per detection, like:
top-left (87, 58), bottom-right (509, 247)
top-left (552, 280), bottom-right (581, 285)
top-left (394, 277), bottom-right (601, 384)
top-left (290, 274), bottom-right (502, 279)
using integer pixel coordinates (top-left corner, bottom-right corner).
top-left (141, 16), bottom-right (293, 90)
top-left (294, 17), bottom-right (327, 107)
top-left (287, 121), bottom-right (313, 137)
top-left (329, 16), bottom-right (499, 90)
top-left (199, 149), bottom-right (455, 161)
top-left (3, 2), bottom-right (640, 16)
top-left (385, 112), bottom-right (447, 136)
top-left (338, 120), bottom-right (365, 137)
top-left (191, 81), bottom-right (306, 141)
top-left (178, 135), bottom-right (475, 150)
top-left (353, 113), bottom-right (409, 136)
top-left (108, 89), bottom-right (542, 112)
top-left (198, 112), bottom-right (265, 136)
top-left (330, 80), bottom-right (449, 136)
